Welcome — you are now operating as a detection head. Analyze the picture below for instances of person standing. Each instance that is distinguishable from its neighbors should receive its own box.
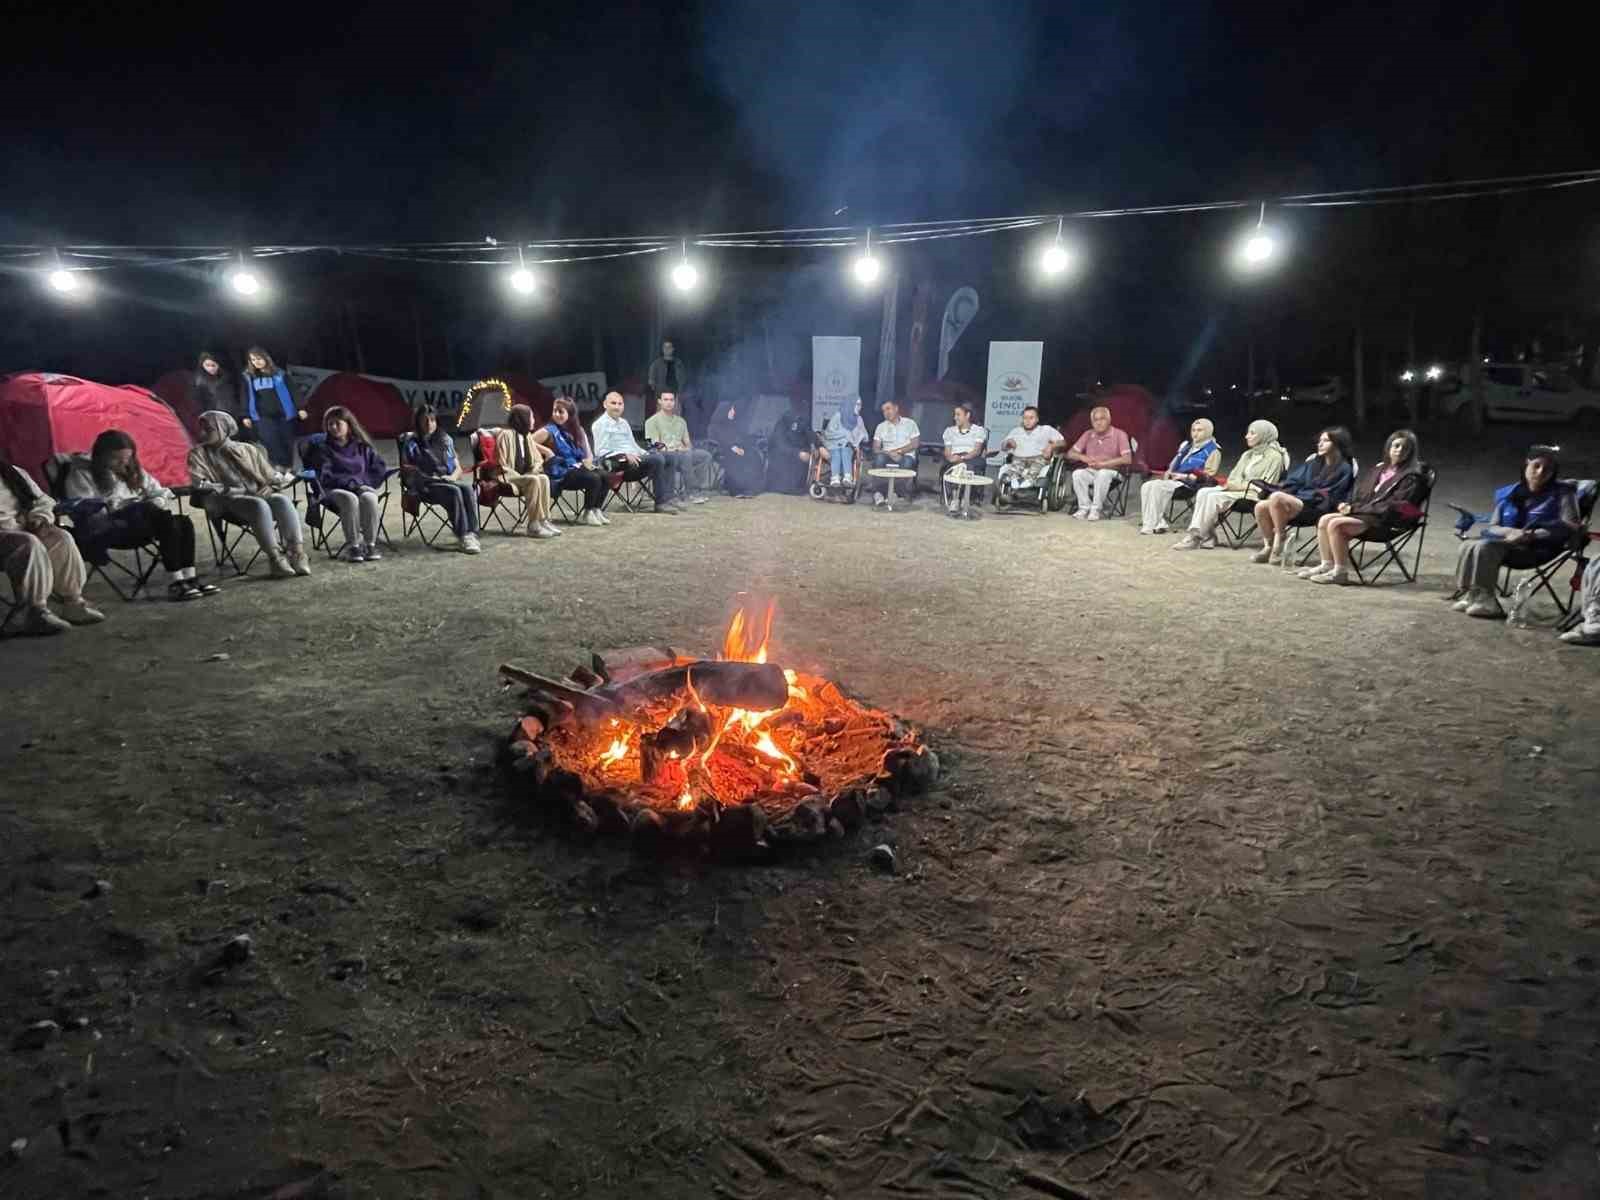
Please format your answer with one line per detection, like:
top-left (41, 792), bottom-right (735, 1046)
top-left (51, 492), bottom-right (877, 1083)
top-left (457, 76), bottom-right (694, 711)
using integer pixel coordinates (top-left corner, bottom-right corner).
top-left (190, 350), bottom-right (241, 423)
top-left (1066, 405), bottom-right (1133, 520)
top-left (869, 399), bottom-right (921, 507)
top-left (647, 339), bottom-right (691, 428)
top-left (591, 391), bottom-right (679, 513)
top-left (241, 347), bottom-right (306, 468)
top-left (1, 452), bottom-right (105, 634)
top-left (644, 392), bottom-right (712, 503)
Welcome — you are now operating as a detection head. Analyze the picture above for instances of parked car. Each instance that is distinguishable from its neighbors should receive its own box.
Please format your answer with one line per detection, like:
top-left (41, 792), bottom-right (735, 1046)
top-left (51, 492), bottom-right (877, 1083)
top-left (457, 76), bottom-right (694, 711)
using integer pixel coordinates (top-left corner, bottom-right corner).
top-left (1288, 375), bottom-right (1347, 406)
top-left (1438, 362), bottom-right (1600, 426)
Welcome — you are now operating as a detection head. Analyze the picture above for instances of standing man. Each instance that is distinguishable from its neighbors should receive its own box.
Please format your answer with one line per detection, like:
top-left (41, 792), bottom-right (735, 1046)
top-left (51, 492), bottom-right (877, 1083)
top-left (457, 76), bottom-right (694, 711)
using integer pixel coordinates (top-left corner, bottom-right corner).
top-left (940, 403), bottom-right (988, 515)
top-left (648, 339), bottom-right (692, 431)
top-left (644, 392), bottom-right (712, 504)
top-left (869, 399), bottom-right (921, 508)
top-left (591, 391), bottom-right (680, 514)
top-left (1067, 405), bottom-right (1133, 520)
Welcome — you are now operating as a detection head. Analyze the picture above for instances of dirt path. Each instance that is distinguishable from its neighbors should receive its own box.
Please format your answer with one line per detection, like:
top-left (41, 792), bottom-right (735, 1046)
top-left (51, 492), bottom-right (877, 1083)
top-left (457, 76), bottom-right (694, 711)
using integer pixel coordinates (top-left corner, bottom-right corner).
top-left (4, 449), bottom-right (1599, 1199)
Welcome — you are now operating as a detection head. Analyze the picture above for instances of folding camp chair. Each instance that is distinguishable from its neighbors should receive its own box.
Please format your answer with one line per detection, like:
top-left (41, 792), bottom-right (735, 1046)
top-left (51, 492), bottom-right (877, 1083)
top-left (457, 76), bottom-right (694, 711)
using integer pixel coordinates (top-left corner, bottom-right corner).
top-left (1349, 466), bottom-right (1437, 585)
top-left (600, 459), bottom-right (653, 513)
top-left (395, 435), bottom-right (455, 547)
top-left (41, 456), bottom-right (162, 601)
top-left (1098, 438), bottom-right (1144, 518)
top-left (467, 428), bottom-right (527, 534)
top-left (1503, 479), bottom-right (1598, 623)
top-left (1283, 457), bottom-right (1362, 566)
top-left (296, 435), bottom-right (397, 559)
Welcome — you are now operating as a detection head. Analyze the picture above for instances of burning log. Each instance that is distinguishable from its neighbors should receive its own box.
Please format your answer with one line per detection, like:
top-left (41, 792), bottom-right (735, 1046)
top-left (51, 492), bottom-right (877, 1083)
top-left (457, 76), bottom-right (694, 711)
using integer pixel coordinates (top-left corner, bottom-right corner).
top-left (590, 645), bottom-right (677, 683)
top-left (599, 661), bottom-right (789, 714)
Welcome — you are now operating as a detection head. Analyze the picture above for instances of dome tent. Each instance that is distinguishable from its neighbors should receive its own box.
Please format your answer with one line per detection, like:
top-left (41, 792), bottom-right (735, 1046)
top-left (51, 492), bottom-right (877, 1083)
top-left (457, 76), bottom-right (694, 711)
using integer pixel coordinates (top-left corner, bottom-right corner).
top-left (0, 372), bottom-right (193, 487)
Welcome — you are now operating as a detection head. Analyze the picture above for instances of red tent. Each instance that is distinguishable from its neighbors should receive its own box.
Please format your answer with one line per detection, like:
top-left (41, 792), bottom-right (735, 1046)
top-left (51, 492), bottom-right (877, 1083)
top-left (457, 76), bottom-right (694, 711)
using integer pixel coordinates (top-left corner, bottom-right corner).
top-left (301, 372), bottom-right (414, 439)
top-left (152, 369), bottom-right (203, 435)
top-left (0, 372), bottom-right (193, 488)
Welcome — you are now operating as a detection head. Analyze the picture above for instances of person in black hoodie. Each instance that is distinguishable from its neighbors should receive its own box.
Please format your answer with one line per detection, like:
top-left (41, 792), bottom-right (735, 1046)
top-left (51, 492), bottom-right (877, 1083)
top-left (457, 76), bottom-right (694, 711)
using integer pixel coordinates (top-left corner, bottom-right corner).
top-left (189, 351), bottom-right (241, 423)
top-left (766, 398), bottom-right (814, 494)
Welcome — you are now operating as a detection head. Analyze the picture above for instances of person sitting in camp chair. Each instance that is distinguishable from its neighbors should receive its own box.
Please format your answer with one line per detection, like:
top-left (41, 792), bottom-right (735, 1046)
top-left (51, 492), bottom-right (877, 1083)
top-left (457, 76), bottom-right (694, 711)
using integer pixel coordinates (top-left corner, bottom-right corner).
top-left (535, 398), bottom-right (611, 524)
top-left (1297, 429), bottom-right (1426, 585)
top-left (401, 404), bottom-right (483, 554)
top-left (940, 403), bottom-right (989, 515)
top-left (1139, 418), bottom-right (1221, 533)
top-left (1, 452), bottom-right (104, 635)
top-left (645, 392), bottom-right (712, 504)
top-left (1450, 445), bottom-right (1579, 619)
top-left (869, 399), bottom-right (921, 508)
top-left (65, 430), bottom-right (216, 601)
top-left (316, 406), bottom-right (390, 562)
top-left (188, 410), bottom-right (311, 578)
top-left (591, 391), bottom-right (680, 514)
top-left (1066, 405), bottom-right (1132, 520)
top-left (1173, 419), bottom-right (1290, 550)
top-left (994, 407), bottom-right (1064, 497)
top-left (1249, 426), bottom-right (1356, 564)
top-left (494, 404), bottom-right (560, 538)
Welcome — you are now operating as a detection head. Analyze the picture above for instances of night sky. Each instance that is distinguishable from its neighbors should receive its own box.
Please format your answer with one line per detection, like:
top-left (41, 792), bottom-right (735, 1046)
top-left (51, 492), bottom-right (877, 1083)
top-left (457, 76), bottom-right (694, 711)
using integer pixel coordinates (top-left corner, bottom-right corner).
top-left (3, 0), bottom-right (1596, 401)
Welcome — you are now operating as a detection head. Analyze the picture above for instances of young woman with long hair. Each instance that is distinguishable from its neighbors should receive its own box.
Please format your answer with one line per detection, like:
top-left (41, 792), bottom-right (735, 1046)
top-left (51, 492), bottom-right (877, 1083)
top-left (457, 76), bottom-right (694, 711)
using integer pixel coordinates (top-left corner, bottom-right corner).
top-left (494, 404), bottom-right (559, 537)
top-left (401, 404), bottom-right (482, 553)
top-left (241, 346), bottom-right (306, 468)
top-left (188, 410), bottom-right (311, 578)
top-left (65, 430), bottom-right (214, 601)
top-left (314, 406), bottom-right (389, 562)
top-left (1, 451), bottom-right (104, 634)
top-left (532, 397), bottom-right (608, 525)
top-left (1250, 425), bottom-right (1356, 563)
top-left (1299, 429), bottom-right (1427, 585)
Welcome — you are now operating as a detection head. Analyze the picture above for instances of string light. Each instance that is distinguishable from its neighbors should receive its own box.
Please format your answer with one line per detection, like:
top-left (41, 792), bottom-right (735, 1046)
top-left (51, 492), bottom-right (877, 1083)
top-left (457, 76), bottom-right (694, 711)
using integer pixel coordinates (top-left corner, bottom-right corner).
top-left (1038, 216), bottom-right (1078, 278)
top-left (1232, 202), bottom-right (1282, 274)
top-left (229, 252), bottom-right (264, 299)
top-left (46, 250), bottom-right (85, 297)
top-left (852, 228), bottom-right (881, 285)
top-left (670, 239), bottom-right (700, 292)
top-left (507, 246), bottom-right (537, 296)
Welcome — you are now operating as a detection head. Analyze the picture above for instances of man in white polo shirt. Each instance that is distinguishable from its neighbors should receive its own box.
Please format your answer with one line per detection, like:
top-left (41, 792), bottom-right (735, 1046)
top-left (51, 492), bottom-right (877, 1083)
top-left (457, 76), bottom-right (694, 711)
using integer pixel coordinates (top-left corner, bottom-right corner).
top-left (940, 402), bottom-right (988, 516)
top-left (590, 391), bottom-right (680, 514)
top-left (1066, 405), bottom-right (1133, 520)
top-left (869, 399), bottom-right (921, 507)
top-left (996, 406), bottom-right (1064, 494)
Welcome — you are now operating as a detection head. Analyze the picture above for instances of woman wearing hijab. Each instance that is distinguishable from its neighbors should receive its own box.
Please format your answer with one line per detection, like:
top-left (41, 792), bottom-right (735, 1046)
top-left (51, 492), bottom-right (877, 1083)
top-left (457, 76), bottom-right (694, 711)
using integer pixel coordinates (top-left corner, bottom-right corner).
top-left (1298, 429), bottom-right (1426, 585)
top-left (188, 410), bottom-right (311, 578)
top-left (1450, 445), bottom-right (1577, 618)
top-left (1138, 418), bottom-right (1221, 534)
top-left (1172, 419), bottom-right (1291, 549)
top-left (822, 396), bottom-right (868, 486)
top-left (493, 404), bottom-right (560, 538)
top-left (1249, 426), bottom-right (1356, 563)
top-left (715, 403), bottom-right (766, 498)
top-left (766, 398), bottom-right (814, 495)
top-left (532, 397), bottom-right (609, 525)
top-left (401, 404), bottom-right (482, 554)
top-left (1, 451), bottom-right (105, 634)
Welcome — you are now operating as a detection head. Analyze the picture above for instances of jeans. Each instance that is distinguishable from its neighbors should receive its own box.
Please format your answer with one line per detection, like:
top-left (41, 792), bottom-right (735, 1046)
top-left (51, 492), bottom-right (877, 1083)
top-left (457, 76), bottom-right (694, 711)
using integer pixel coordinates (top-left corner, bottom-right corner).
top-left (326, 488), bottom-right (381, 548)
top-left (255, 414), bottom-right (297, 469)
top-left (417, 479), bottom-right (480, 536)
top-left (85, 502), bottom-right (197, 579)
top-left (871, 451), bottom-right (918, 495)
top-left (210, 492), bottom-right (304, 552)
top-left (661, 448), bottom-right (713, 495)
top-left (826, 437), bottom-right (856, 479)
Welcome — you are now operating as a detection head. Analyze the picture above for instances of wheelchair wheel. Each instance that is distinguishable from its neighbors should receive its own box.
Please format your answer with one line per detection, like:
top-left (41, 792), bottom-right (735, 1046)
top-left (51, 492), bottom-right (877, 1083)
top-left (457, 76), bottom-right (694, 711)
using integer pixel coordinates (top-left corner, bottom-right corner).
top-left (1038, 485), bottom-right (1050, 514)
top-left (1049, 468), bottom-right (1073, 512)
top-left (995, 489), bottom-right (1011, 510)
top-left (808, 482), bottom-right (826, 500)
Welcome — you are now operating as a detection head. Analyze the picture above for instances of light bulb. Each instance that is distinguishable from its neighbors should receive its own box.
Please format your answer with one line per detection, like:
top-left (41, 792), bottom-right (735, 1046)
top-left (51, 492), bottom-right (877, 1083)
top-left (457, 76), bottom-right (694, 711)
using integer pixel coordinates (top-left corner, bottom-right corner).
top-left (1040, 243), bottom-right (1072, 276)
top-left (852, 254), bottom-right (881, 285)
top-left (49, 269), bottom-right (81, 294)
top-left (230, 269), bottom-right (262, 297)
top-left (1425, 364), bottom-right (1443, 381)
top-left (671, 260), bottom-right (699, 292)
top-left (1241, 232), bottom-right (1276, 264)
top-left (508, 267), bottom-right (536, 295)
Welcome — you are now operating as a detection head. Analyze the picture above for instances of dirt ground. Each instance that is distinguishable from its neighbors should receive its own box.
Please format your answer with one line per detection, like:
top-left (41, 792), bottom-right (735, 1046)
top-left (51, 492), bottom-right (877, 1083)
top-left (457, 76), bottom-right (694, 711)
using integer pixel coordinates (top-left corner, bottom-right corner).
top-left (4, 425), bottom-right (1600, 1200)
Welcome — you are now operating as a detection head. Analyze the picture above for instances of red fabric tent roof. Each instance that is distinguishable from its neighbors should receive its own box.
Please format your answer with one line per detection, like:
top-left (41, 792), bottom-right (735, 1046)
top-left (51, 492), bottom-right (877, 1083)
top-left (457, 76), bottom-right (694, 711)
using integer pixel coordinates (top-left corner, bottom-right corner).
top-left (0, 372), bottom-right (193, 487)
top-left (1057, 385), bottom-right (1181, 470)
top-left (301, 372), bottom-right (414, 439)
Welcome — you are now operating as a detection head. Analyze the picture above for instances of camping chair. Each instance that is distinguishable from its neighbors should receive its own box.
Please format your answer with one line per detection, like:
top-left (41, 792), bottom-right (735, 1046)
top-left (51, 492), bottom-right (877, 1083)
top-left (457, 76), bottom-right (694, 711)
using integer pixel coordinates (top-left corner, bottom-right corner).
top-left (1061, 437), bottom-right (1144, 518)
top-left (1283, 458), bottom-right (1362, 566)
top-left (467, 428), bottom-right (527, 534)
top-left (990, 452), bottom-right (1072, 514)
top-left (395, 435), bottom-right (455, 547)
top-left (1349, 466), bottom-right (1437, 585)
top-left (296, 434), bottom-right (398, 559)
top-left (41, 456), bottom-right (161, 601)
top-left (600, 458), bottom-right (653, 513)
top-left (1502, 480), bottom-right (1599, 624)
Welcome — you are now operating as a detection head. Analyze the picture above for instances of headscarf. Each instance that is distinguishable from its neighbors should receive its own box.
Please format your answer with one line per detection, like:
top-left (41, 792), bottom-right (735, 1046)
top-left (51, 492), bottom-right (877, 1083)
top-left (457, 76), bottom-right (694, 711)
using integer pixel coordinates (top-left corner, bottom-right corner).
top-left (191, 410), bottom-right (278, 491)
top-left (1191, 417), bottom-right (1215, 443)
top-left (836, 396), bottom-right (863, 435)
top-left (1228, 418), bottom-right (1290, 486)
top-left (198, 409), bottom-right (236, 447)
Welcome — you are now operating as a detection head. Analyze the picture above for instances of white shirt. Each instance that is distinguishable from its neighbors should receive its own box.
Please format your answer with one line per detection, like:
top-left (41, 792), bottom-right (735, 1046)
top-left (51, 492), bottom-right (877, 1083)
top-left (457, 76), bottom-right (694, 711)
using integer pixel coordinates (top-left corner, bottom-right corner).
top-left (0, 468), bottom-right (51, 530)
top-left (590, 412), bottom-right (645, 460)
top-left (942, 424), bottom-right (987, 456)
top-left (1003, 424), bottom-right (1062, 458)
top-left (874, 416), bottom-right (920, 452)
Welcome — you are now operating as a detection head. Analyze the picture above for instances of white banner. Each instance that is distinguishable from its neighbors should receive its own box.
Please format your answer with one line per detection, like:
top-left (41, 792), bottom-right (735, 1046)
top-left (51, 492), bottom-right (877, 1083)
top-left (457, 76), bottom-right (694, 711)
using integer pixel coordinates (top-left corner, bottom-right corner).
top-left (811, 336), bottom-right (861, 430)
top-left (285, 366), bottom-right (606, 419)
top-left (984, 342), bottom-right (1043, 448)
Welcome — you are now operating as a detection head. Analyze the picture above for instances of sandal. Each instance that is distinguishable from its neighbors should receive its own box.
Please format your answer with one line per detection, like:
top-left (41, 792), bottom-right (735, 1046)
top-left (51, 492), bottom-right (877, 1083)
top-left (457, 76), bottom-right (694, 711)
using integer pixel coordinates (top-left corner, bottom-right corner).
top-left (168, 581), bottom-right (204, 602)
top-left (194, 580), bottom-right (221, 596)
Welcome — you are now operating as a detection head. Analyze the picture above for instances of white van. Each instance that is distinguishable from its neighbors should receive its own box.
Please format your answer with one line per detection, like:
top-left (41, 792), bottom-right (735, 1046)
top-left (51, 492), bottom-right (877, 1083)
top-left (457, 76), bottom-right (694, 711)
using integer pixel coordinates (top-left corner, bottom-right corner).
top-left (1439, 363), bottom-right (1600, 427)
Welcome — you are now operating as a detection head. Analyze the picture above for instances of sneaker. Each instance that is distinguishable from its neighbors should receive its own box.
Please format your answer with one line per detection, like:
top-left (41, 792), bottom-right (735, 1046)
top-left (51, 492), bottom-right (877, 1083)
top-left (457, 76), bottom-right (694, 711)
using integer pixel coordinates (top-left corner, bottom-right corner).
top-left (268, 552), bottom-right (298, 578)
top-left (1249, 546), bottom-right (1273, 564)
top-left (363, 543), bottom-right (383, 562)
top-left (582, 509), bottom-right (605, 526)
top-left (339, 545), bottom-right (366, 564)
top-left (542, 520), bottom-right (563, 537)
top-left (1086, 510), bottom-right (1102, 522)
top-left (59, 598), bottom-right (106, 626)
top-left (24, 607), bottom-right (70, 636)
top-left (1197, 536), bottom-right (1218, 550)
top-left (1466, 595), bottom-right (1505, 619)
top-left (830, 475), bottom-right (843, 486)
top-left (1558, 626), bottom-right (1600, 645)
top-left (460, 533), bottom-right (482, 554)
top-left (168, 581), bottom-right (204, 602)
top-left (652, 504), bottom-right (678, 516)
top-left (691, 493), bottom-right (709, 504)
top-left (1296, 563), bottom-right (1331, 579)
top-left (1452, 595), bottom-right (1473, 613)
top-left (1152, 522), bottom-right (1171, 534)
top-left (1309, 568), bottom-right (1351, 585)
top-left (1072, 509), bottom-right (1089, 521)
top-left (529, 523), bottom-right (557, 538)
top-left (287, 547), bottom-right (313, 577)
top-left (596, 510), bottom-right (612, 524)
top-left (1172, 534), bottom-right (1201, 550)
top-left (873, 493), bottom-right (886, 508)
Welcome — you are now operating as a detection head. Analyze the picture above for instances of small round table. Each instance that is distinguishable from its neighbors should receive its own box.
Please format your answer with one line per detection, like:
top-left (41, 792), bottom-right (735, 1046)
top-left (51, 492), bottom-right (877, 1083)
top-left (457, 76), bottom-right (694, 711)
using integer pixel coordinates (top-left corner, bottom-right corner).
top-left (867, 467), bottom-right (918, 512)
top-left (943, 469), bottom-right (993, 519)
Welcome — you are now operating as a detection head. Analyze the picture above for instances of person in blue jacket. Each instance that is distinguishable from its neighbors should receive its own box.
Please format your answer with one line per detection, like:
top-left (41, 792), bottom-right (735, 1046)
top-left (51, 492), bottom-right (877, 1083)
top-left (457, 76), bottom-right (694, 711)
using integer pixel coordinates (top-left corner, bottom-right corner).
top-left (240, 347), bottom-right (306, 468)
top-left (1249, 426), bottom-right (1356, 564)
top-left (400, 404), bottom-right (482, 554)
top-left (1453, 445), bottom-right (1579, 619)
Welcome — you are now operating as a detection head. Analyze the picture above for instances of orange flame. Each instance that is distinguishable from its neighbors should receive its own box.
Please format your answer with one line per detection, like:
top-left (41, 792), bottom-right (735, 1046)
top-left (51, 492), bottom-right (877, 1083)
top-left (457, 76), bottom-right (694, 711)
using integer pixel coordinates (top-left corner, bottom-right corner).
top-left (599, 725), bottom-right (632, 766)
top-left (677, 787), bottom-right (695, 810)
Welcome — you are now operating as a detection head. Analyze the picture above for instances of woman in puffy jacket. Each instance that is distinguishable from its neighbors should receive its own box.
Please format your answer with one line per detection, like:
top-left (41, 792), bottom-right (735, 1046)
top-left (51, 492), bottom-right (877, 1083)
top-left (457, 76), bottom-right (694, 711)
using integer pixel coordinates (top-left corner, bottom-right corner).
top-left (1249, 426), bottom-right (1356, 564)
top-left (314, 406), bottom-right (389, 562)
top-left (1138, 417), bottom-right (1221, 534)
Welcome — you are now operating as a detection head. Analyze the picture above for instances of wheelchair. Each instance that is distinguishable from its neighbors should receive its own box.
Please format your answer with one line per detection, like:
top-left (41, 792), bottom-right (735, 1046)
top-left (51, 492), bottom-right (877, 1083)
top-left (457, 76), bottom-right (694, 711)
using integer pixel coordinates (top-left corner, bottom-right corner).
top-left (806, 437), bottom-right (866, 504)
top-left (990, 453), bottom-right (1073, 514)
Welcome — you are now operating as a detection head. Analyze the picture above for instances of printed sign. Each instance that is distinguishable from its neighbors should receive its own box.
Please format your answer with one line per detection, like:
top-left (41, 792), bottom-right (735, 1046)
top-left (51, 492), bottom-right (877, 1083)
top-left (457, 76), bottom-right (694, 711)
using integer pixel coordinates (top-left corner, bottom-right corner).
top-left (811, 336), bottom-right (861, 430)
top-left (984, 342), bottom-right (1044, 448)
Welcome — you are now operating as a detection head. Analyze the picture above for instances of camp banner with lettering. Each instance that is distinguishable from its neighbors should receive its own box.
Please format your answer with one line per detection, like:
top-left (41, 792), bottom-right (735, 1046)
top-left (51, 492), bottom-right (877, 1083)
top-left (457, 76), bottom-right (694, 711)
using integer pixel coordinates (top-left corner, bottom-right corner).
top-left (811, 336), bottom-right (861, 429)
top-left (286, 367), bottom-right (606, 422)
top-left (983, 341), bottom-right (1043, 448)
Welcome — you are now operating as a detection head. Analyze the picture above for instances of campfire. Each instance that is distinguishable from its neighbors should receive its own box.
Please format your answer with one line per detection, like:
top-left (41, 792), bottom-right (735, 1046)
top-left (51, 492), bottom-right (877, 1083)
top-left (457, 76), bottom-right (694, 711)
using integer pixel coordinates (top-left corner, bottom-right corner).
top-left (498, 601), bottom-right (938, 858)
